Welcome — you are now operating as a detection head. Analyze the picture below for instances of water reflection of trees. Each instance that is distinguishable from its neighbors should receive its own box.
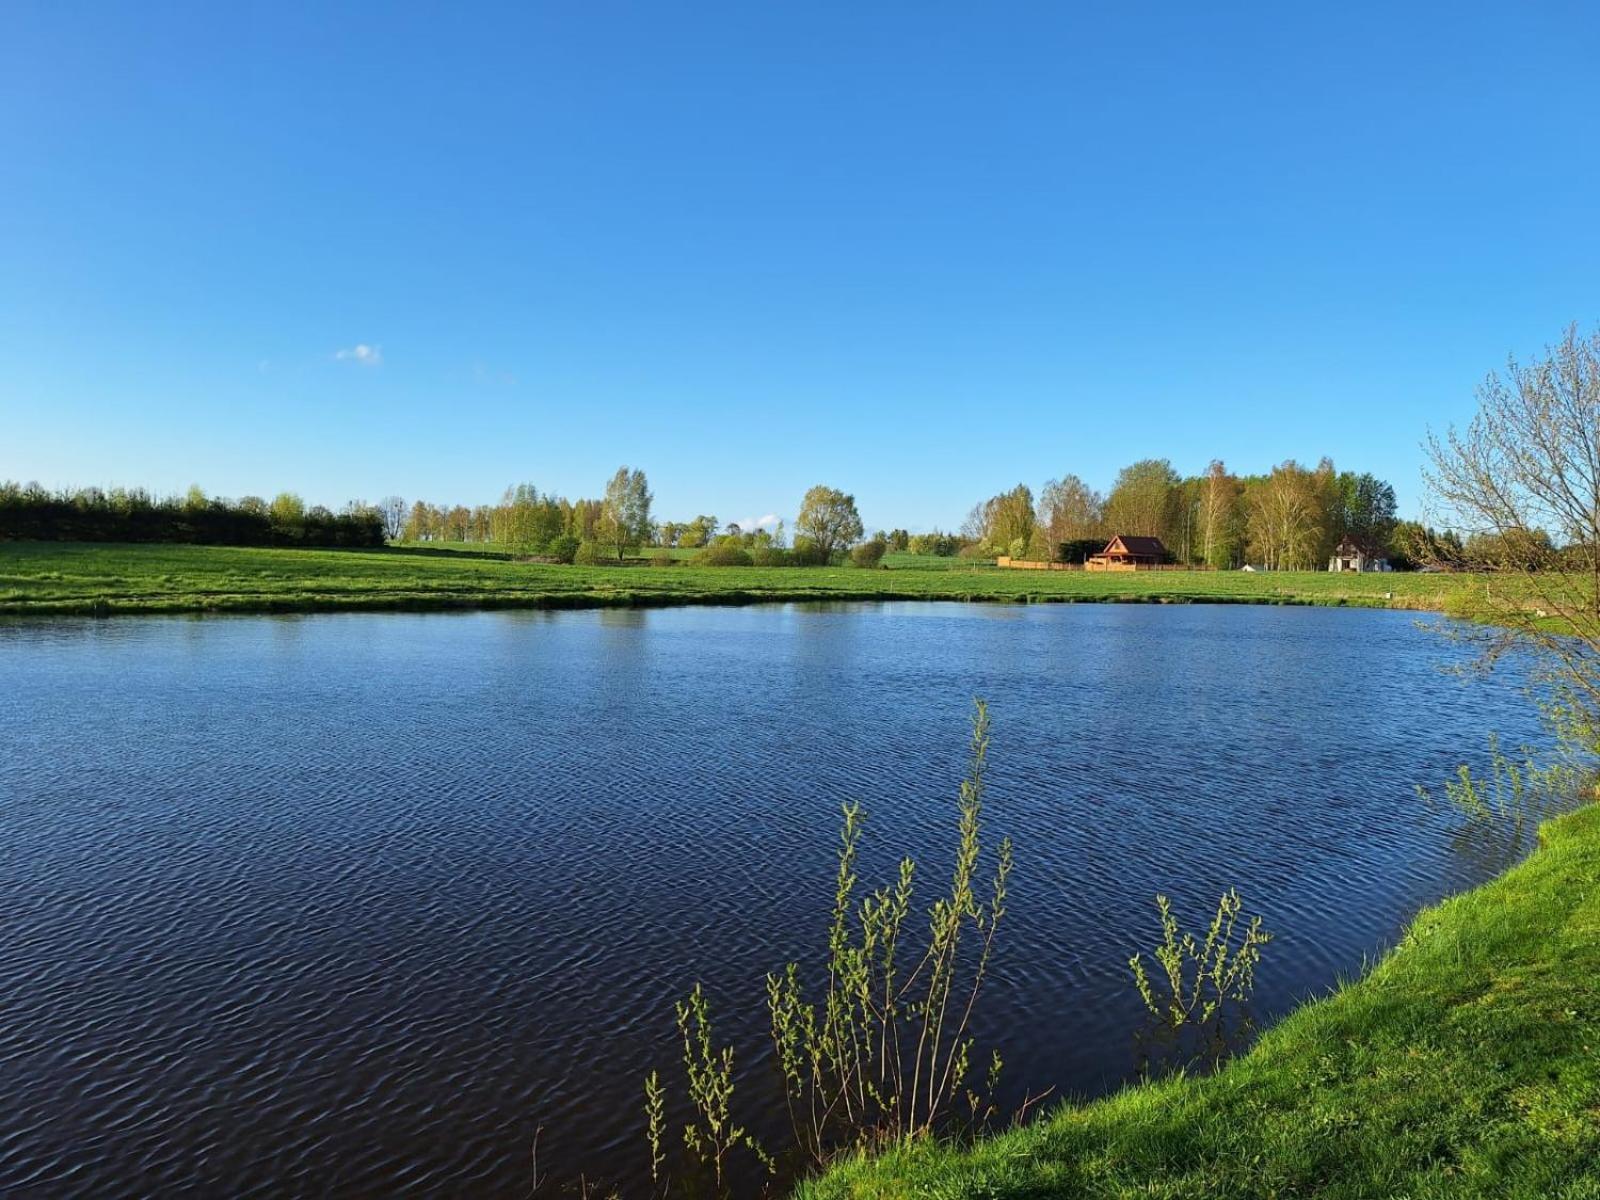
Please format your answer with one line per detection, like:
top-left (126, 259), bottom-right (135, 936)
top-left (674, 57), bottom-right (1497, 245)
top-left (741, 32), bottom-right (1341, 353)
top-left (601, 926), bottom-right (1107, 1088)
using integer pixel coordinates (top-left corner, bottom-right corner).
top-left (1134, 1003), bottom-right (1261, 1081)
top-left (1422, 735), bottom-right (1587, 876)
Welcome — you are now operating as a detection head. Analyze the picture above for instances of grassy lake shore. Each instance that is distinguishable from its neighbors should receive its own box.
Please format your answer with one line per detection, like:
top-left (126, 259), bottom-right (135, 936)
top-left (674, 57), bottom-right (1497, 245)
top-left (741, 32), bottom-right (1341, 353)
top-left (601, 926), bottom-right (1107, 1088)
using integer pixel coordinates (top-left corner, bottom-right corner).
top-left (804, 804), bottom-right (1600, 1200)
top-left (0, 541), bottom-right (1492, 618)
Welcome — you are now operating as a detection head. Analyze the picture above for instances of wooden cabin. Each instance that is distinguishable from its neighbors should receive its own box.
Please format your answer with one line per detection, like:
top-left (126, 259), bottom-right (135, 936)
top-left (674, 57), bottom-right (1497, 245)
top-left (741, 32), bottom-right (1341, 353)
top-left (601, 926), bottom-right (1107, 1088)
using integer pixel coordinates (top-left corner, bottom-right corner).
top-left (1329, 534), bottom-right (1389, 573)
top-left (1086, 534), bottom-right (1168, 571)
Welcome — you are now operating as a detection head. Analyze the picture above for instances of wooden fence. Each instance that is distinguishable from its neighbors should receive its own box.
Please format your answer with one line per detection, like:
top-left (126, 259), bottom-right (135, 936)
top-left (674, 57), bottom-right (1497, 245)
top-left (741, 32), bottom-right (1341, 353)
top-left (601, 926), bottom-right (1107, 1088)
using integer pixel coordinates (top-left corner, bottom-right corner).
top-left (994, 556), bottom-right (1080, 571)
top-left (995, 556), bottom-right (1212, 572)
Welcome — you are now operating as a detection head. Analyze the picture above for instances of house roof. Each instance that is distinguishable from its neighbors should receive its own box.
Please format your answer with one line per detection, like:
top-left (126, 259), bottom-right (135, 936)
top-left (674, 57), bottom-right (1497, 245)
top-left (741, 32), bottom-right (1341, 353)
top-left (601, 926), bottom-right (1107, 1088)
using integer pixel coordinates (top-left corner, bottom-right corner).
top-left (1335, 533), bottom-right (1387, 557)
top-left (1105, 535), bottom-right (1167, 558)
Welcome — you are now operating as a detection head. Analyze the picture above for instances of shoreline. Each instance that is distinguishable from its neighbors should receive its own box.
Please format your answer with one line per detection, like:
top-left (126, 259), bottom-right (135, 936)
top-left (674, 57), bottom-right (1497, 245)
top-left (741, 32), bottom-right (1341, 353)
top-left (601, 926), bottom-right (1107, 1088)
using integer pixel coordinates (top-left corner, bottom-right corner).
top-left (0, 587), bottom-right (1424, 619)
top-left (802, 803), bottom-right (1600, 1198)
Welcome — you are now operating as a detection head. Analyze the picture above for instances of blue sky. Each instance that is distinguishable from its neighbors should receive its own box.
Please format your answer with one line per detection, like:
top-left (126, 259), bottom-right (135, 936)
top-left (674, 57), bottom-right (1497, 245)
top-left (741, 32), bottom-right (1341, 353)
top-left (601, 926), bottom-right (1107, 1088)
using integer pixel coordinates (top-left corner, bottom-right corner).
top-left (3, 2), bottom-right (1597, 532)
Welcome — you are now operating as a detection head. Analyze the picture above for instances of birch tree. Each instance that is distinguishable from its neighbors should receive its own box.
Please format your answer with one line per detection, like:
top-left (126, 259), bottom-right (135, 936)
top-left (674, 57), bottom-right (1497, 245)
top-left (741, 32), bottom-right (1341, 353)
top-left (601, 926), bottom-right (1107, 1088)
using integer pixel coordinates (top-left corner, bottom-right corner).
top-left (1425, 324), bottom-right (1600, 747)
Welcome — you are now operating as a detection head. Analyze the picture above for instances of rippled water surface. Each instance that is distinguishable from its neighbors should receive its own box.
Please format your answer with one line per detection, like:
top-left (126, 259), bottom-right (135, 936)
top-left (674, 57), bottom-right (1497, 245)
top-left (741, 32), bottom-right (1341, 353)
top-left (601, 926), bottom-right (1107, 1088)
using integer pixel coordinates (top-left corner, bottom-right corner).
top-left (0, 603), bottom-right (1548, 1195)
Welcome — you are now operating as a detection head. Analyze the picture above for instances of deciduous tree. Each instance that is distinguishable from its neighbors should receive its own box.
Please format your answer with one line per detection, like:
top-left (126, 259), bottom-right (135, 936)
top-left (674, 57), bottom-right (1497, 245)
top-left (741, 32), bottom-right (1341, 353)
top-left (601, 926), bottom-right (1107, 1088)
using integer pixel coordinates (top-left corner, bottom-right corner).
top-left (600, 466), bottom-right (653, 562)
top-left (1425, 324), bottom-right (1600, 745)
top-left (1197, 460), bottom-right (1241, 568)
top-left (795, 485), bottom-right (864, 561)
top-left (1036, 475), bottom-right (1103, 558)
top-left (1103, 460), bottom-right (1180, 544)
top-left (379, 496), bottom-right (406, 542)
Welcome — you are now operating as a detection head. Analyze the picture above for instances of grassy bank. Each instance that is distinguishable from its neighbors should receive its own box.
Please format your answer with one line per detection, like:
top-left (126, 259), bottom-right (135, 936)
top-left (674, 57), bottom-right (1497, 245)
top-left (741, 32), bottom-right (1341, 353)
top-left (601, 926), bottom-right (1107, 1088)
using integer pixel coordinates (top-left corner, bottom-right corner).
top-left (802, 804), bottom-right (1600, 1200)
top-left (0, 541), bottom-right (1490, 617)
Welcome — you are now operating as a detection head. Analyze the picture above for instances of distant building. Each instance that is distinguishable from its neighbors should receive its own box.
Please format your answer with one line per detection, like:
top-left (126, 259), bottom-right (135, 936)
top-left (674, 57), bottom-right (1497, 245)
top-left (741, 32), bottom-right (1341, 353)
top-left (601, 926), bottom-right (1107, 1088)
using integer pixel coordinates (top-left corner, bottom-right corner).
top-left (1087, 535), bottom-right (1168, 571)
top-left (1330, 534), bottom-right (1390, 573)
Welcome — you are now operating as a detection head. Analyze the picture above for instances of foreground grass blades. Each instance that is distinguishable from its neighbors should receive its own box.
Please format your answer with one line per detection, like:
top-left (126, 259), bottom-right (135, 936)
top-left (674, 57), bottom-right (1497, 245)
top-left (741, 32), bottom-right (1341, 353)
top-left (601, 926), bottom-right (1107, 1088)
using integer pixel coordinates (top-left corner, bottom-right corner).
top-left (0, 542), bottom-right (1494, 618)
top-left (801, 804), bottom-right (1600, 1200)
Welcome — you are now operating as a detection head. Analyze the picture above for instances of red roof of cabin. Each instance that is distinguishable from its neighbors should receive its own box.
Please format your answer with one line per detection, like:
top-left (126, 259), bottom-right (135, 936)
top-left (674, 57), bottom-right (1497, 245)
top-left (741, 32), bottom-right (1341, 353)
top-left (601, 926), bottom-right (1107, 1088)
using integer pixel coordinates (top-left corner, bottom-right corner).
top-left (1104, 535), bottom-right (1167, 558)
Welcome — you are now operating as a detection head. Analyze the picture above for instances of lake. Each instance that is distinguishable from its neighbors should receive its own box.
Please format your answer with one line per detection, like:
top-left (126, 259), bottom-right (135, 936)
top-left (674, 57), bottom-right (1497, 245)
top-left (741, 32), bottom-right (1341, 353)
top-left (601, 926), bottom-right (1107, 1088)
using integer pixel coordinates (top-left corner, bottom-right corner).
top-left (0, 603), bottom-right (1548, 1196)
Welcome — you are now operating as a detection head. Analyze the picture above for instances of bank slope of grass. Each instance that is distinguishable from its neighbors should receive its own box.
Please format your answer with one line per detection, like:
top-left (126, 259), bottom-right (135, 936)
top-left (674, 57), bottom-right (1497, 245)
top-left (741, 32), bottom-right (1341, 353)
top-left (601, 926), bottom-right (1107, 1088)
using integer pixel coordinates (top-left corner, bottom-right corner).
top-left (0, 542), bottom-right (1487, 617)
top-left (802, 805), bottom-right (1600, 1200)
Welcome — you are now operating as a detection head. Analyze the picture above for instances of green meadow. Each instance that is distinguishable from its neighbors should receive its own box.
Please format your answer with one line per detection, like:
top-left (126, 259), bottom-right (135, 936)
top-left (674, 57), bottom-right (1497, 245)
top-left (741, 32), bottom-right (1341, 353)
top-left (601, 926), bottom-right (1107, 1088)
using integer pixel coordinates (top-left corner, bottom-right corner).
top-left (0, 541), bottom-right (1490, 618)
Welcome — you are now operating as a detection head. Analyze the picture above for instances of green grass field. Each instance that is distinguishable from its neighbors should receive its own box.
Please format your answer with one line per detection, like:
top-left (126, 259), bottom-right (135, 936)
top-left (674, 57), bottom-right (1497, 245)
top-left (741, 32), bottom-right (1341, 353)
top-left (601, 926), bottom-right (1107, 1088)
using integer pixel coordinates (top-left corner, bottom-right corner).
top-left (803, 803), bottom-right (1600, 1200)
top-left (0, 541), bottom-right (1492, 617)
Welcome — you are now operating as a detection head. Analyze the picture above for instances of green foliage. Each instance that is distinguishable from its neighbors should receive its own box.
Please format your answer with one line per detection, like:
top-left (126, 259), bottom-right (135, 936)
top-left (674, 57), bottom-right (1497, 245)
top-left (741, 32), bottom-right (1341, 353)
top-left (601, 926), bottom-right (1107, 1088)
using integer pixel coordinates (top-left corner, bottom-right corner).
top-left (676, 515), bottom-right (718, 548)
top-left (750, 546), bottom-right (791, 567)
top-left (548, 534), bottom-right (580, 564)
top-left (1389, 520), bottom-right (1462, 570)
top-left (640, 703), bottom-right (1014, 1194)
top-left (850, 538), bottom-right (887, 569)
top-left (494, 482), bottom-right (566, 555)
top-left (1037, 475), bottom-right (1104, 550)
top-left (1463, 528), bottom-right (1557, 571)
top-left (1128, 889), bottom-right (1271, 1043)
top-left (600, 466), bottom-right (653, 562)
top-left (650, 550), bottom-right (674, 567)
top-left (796, 485), bottom-right (864, 560)
top-left (789, 539), bottom-right (832, 567)
top-left (573, 540), bottom-right (606, 565)
top-left (964, 484), bottom-right (1035, 555)
top-left (1336, 470), bottom-right (1398, 547)
top-left (1418, 734), bottom-right (1580, 859)
top-left (0, 481), bottom-right (384, 548)
top-left (1103, 459), bottom-right (1181, 544)
top-left (765, 701), bottom-right (1013, 1165)
top-left (693, 544), bottom-right (754, 567)
top-left (643, 1070), bottom-right (665, 1186)
top-left (671, 983), bottom-right (769, 1189)
top-left (906, 530), bottom-right (962, 557)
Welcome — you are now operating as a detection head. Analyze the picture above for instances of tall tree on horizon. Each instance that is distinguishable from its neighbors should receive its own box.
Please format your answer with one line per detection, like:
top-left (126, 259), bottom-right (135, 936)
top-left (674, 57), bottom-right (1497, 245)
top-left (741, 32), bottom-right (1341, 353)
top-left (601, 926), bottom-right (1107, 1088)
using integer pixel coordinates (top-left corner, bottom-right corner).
top-left (963, 484), bottom-right (1035, 556)
top-left (1197, 460), bottom-right (1241, 568)
top-left (1247, 460), bottom-right (1325, 570)
top-left (1103, 459), bottom-right (1181, 545)
top-left (600, 466), bottom-right (653, 562)
top-left (1336, 471), bottom-right (1399, 548)
top-left (1036, 474), bottom-right (1103, 557)
top-left (795, 484), bottom-right (864, 561)
top-left (379, 495), bottom-right (406, 542)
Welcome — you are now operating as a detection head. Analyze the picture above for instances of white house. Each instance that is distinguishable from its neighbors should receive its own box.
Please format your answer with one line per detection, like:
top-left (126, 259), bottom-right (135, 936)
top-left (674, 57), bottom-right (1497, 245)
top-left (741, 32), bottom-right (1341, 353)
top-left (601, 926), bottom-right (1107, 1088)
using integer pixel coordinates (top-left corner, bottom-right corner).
top-left (1330, 534), bottom-right (1390, 573)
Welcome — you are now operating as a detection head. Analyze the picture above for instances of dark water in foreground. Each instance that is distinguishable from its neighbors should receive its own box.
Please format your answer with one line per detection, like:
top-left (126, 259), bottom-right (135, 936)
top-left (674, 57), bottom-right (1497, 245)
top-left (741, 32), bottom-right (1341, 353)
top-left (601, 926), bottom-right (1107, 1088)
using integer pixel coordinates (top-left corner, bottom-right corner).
top-left (0, 603), bottom-right (1548, 1196)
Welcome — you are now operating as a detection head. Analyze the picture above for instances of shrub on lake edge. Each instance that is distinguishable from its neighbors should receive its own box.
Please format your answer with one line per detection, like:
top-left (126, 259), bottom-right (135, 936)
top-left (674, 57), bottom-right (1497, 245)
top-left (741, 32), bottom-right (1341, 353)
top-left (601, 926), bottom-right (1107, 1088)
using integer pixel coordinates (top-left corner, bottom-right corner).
top-left (646, 701), bottom-right (1014, 1192)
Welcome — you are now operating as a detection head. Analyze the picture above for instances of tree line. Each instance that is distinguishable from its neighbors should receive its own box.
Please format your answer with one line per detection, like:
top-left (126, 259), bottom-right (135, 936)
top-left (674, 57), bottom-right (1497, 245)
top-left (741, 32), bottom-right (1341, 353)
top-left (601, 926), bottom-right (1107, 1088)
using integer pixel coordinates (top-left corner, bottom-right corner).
top-left (0, 482), bottom-right (384, 547)
top-left (375, 472), bottom-right (875, 566)
top-left (0, 466), bottom-right (880, 566)
top-left (5, 458), bottom-right (1474, 572)
top-left (959, 458), bottom-right (1437, 569)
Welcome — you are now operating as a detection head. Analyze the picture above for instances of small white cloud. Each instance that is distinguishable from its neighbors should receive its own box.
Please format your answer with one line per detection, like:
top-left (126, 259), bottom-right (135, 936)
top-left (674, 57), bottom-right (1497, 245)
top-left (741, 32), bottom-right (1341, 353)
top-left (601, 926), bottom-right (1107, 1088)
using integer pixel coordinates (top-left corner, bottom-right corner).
top-left (737, 513), bottom-right (780, 530)
top-left (335, 343), bottom-right (383, 366)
